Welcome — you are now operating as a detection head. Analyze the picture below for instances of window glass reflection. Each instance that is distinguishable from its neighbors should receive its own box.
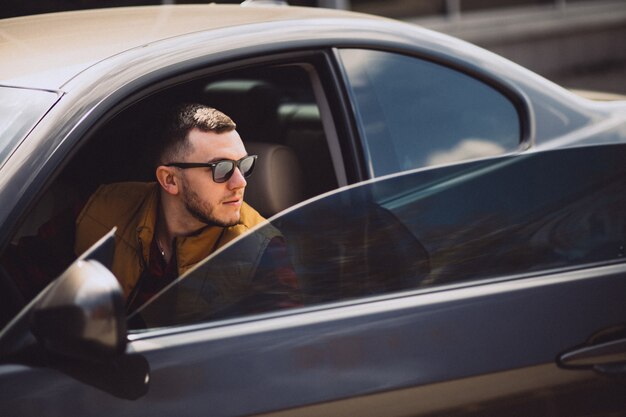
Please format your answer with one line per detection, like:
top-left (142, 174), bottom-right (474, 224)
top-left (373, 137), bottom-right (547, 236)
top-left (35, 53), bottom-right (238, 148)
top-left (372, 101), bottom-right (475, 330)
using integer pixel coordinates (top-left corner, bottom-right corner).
top-left (133, 145), bottom-right (626, 330)
top-left (339, 49), bottom-right (521, 177)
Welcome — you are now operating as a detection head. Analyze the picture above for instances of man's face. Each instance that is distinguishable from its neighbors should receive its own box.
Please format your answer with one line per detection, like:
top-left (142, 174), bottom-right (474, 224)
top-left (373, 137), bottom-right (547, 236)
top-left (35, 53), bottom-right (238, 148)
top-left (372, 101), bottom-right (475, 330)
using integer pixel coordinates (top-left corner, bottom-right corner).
top-left (178, 128), bottom-right (248, 228)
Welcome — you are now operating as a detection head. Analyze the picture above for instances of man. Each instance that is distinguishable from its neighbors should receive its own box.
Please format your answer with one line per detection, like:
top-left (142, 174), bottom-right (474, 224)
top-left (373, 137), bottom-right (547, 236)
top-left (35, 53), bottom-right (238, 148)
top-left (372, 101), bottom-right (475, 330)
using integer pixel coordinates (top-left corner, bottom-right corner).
top-left (74, 103), bottom-right (299, 318)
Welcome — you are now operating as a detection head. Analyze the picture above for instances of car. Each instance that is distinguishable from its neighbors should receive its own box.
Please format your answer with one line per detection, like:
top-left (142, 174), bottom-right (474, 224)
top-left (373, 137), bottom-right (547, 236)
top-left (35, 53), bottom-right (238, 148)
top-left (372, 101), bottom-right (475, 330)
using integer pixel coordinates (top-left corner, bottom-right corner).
top-left (1, 2), bottom-right (626, 416)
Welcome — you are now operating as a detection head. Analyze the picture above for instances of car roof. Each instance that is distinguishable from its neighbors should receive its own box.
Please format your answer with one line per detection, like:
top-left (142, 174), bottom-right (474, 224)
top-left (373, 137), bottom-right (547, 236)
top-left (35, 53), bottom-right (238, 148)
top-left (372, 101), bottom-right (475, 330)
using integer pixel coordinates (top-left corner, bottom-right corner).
top-left (0, 4), bottom-right (381, 90)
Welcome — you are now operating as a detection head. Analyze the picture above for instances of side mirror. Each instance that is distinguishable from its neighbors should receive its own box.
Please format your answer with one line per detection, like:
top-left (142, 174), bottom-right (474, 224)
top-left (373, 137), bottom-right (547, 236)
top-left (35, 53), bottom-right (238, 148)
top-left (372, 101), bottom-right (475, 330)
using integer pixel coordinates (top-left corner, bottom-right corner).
top-left (0, 229), bottom-right (149, 400)
top-left (0, 229), bottom-right (124, 359)
top-left (31, 258), bottom-right (126, 358)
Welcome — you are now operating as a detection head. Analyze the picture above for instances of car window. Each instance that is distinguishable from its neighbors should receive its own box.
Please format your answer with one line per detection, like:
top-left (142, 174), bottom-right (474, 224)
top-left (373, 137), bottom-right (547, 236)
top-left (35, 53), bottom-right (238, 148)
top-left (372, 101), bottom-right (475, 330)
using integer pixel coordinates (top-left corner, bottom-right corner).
top-left (0, 60), bottom-right (340, 327)
top-left (338, 49), bottom-right (521, 177)
top-left (132, 143), bottom-right (626, 330)
top-left (0, 86), bottom-right (59, 166)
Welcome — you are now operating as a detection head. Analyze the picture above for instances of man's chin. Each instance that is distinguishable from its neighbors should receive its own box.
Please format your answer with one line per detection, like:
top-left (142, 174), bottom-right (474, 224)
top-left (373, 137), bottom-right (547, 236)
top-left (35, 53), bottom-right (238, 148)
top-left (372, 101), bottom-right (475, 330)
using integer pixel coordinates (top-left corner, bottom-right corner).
top-left (213, 213), bottom-right (241, 228)
top-left (217, 220), bottom-right (241, 228)
top-left (187, 206), bottom-right (241, 228)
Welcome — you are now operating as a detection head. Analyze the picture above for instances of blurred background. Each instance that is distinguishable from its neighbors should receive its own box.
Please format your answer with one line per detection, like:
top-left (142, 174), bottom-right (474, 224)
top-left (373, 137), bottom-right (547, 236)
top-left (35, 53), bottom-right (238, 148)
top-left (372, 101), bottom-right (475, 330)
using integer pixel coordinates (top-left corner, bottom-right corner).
top-left (2, 0), bottom-right (625, 94)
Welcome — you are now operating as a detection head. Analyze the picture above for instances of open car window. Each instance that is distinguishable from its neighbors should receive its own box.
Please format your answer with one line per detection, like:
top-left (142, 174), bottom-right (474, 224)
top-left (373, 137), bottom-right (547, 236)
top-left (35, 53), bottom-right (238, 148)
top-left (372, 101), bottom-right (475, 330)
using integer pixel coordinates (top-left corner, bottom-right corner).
top-left (131, 143), bottom-right (626, 331)
top-left (0, 57), bottom-right (341, 328)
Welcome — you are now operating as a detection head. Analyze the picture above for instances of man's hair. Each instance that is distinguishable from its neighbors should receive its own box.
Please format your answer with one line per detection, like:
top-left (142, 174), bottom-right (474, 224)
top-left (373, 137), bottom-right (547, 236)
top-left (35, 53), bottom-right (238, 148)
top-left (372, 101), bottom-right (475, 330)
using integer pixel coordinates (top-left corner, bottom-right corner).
top-left (158, 103), bottom-right (237, 164)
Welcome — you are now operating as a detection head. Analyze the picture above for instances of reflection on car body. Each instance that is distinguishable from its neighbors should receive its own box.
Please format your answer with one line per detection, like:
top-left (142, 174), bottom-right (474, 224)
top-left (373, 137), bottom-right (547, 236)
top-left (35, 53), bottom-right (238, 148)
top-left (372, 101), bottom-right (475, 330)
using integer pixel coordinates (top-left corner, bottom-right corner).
top-left (1, 3), bottom-right (626, 416)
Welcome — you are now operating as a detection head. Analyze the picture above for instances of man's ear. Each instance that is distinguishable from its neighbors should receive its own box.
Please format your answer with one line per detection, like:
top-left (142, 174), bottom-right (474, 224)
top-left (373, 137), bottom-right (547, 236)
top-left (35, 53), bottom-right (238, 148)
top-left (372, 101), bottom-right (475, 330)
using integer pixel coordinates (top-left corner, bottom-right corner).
top-left (156, 166), bottom-right (180, 195)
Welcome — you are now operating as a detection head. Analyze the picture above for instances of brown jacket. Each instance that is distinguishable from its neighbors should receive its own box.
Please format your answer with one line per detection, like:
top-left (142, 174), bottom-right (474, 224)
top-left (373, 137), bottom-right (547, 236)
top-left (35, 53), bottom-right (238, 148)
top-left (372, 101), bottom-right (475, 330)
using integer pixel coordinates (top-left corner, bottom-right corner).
top-left (74, 182), bottom-right (270, 298)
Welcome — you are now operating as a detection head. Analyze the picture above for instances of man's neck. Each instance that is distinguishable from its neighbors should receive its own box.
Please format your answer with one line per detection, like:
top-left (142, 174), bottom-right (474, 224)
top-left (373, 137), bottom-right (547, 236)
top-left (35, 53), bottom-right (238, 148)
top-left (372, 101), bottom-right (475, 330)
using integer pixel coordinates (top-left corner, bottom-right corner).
top-left (158, 192), bottom-right (208, 242)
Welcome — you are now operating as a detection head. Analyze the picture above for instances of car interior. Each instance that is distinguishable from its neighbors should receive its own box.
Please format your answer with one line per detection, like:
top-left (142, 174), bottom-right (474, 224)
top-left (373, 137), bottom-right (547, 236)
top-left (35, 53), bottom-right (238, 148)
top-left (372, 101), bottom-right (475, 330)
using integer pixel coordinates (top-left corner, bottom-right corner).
top-left (0, 61), bottom-right (341, 321)
top-left (59, 63), bottom-right (340, 218)
top-left (11, 62), bottom-right (342, 242)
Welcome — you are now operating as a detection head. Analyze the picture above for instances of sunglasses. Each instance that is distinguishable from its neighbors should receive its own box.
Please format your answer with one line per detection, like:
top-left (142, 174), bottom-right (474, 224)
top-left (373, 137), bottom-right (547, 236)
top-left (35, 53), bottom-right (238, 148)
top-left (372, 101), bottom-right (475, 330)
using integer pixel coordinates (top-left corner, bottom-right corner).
top-left (165, 155), bottom-right (257, 183)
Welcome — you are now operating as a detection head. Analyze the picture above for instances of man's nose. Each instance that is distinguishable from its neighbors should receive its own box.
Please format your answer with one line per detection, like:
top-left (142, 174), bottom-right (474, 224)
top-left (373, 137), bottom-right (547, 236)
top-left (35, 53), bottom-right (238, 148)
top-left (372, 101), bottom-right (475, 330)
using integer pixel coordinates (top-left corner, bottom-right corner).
top-left (227, 166), bottom-right (247, 189)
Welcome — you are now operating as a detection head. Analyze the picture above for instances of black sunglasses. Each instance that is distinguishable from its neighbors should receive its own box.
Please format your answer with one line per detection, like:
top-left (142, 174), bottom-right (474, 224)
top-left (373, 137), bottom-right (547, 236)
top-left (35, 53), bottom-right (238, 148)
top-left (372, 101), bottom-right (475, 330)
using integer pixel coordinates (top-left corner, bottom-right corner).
top-left (165, 155), bottom-right (257, 183)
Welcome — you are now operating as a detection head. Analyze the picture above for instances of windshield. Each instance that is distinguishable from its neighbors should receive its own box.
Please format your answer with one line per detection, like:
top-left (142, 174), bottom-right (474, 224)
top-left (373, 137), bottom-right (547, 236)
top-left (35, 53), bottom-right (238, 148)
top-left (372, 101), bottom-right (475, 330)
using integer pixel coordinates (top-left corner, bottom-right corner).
top-left (131, 144), bottom-right (626, 331)
top-left (0, 86), bottom-right (59, 166)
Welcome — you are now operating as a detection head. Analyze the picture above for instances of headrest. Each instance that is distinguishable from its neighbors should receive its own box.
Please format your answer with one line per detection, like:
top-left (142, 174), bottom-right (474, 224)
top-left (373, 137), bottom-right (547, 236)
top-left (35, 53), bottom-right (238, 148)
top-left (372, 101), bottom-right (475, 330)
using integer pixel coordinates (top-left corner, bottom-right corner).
top-left (244, 142), bottom-right (304, 218)
top-left (204, 80), bottom-right (280, 143)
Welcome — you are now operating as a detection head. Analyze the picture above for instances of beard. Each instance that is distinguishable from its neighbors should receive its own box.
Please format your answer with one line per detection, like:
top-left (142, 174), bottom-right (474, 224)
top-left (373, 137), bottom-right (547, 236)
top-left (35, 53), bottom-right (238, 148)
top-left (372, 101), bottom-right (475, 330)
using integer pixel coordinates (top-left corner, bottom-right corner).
top-left (181, 177), bottom-right (241, 228)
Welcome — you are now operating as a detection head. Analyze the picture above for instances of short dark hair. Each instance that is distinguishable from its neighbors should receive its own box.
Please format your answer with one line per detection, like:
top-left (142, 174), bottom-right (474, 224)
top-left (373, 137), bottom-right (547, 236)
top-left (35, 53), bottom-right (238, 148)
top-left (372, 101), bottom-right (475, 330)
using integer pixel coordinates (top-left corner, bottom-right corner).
top-left (158, 103), bottom-right (236, 164)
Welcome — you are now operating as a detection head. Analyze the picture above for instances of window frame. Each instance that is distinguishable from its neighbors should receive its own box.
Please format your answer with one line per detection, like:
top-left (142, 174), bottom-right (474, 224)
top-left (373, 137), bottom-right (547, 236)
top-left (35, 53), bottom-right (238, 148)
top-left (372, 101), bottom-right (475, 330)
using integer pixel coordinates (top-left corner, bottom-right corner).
top-left (332, 46), bottom-right (533, 179)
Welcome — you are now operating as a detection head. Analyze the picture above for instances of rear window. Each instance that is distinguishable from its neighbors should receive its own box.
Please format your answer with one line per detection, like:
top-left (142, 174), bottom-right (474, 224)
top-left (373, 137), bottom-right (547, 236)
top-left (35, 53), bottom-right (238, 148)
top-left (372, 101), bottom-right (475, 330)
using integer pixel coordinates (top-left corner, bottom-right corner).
top-left (338, 49), bottom-right (521, 177)
top-left (0, 86), bottom-right (59, 166)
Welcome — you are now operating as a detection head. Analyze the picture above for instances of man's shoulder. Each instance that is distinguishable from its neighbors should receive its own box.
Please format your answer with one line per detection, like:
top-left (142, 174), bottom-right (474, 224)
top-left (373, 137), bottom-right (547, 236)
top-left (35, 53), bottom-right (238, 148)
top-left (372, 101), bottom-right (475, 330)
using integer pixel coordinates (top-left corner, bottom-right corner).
top-left (76, 182), bottom-right (158, 228)
top-left (92, 182), bottom-right (157, 203)
top-left (75, 181), bottom-right (159, 256)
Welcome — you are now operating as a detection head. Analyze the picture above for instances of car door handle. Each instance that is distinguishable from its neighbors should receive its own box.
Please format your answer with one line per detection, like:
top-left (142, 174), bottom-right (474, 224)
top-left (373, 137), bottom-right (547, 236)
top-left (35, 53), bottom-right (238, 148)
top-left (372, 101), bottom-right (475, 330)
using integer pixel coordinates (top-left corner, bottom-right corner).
top-left (559, 338), bottom-right (626, 368)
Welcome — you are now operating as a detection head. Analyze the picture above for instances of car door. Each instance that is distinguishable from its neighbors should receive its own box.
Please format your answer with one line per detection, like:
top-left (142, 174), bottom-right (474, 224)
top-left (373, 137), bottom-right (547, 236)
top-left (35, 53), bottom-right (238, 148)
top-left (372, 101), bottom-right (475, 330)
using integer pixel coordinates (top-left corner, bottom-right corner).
top-left (128, 143), bottom-right (625, 416)
top-left (1, 141), bottom-right (626, 416)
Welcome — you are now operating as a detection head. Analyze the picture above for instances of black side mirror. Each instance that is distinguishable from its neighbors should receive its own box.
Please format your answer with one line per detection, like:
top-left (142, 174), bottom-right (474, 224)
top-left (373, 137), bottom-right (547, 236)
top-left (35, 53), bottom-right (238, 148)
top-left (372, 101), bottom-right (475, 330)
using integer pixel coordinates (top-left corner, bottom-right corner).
top-left (0, 229), bottom-right (123, 358)
top-left (0, 229), bottom-right (149, 400)
top-left (31, 258), bottom-right (126, 358)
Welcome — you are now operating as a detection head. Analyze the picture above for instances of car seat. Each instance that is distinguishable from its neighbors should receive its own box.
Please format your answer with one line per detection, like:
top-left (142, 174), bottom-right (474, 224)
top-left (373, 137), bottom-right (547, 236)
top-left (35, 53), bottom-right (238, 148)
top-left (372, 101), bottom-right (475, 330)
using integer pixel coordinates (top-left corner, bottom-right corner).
top-left (244, 141), bottom-right (305, 218)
